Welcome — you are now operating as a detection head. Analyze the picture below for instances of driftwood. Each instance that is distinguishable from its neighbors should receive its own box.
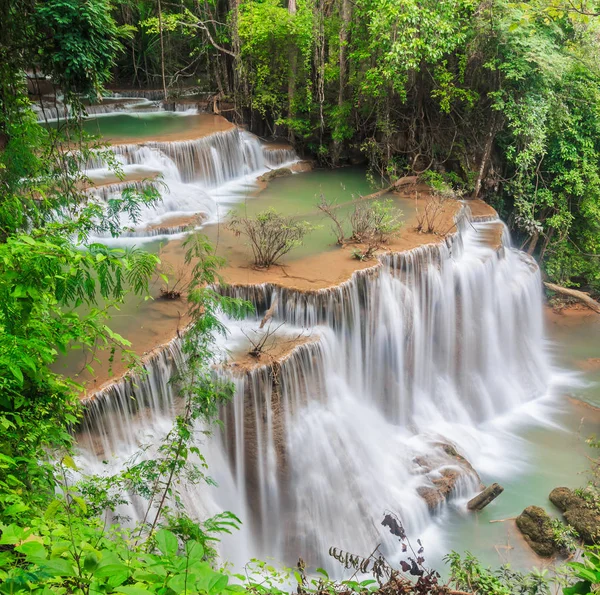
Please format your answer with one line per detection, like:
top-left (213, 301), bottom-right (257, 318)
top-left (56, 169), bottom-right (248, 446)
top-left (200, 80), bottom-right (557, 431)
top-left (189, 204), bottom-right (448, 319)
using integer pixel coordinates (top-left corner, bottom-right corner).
top-left (467, 483), bottom-right (504, 511)
top-left (259, 297), bottom-right (279, 329)
top-left (544, 282), bottom-right (600, 314)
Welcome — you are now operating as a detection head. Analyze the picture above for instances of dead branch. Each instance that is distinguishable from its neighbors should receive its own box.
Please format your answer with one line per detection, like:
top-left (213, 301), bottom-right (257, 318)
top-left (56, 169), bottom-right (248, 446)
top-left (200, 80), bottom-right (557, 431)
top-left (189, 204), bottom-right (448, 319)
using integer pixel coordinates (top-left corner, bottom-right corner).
top-left (259, 297), bottom-right (279, 329)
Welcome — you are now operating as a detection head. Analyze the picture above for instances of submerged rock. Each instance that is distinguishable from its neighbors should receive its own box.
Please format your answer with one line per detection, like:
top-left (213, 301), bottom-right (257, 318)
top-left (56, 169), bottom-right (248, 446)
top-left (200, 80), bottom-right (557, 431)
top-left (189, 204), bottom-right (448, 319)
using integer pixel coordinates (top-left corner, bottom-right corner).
top-left (550, 487), bottom-right (600, 544)
top-left (516, 506), bottom-right (557, 557)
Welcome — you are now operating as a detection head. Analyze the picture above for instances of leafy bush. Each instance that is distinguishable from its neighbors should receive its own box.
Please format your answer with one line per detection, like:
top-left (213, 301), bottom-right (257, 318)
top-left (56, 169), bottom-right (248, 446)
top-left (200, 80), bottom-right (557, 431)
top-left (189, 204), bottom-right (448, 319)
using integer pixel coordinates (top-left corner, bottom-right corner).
top-left (228, 208), bottom-right (314, 268)
top-left (319, 197), bottom-right (402, 259)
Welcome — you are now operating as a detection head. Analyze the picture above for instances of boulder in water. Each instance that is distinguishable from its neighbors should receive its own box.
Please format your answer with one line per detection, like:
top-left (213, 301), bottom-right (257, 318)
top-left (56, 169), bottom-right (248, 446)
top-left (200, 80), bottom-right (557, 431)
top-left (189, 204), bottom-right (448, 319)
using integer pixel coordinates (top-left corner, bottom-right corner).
top-left (549, 487), bottom-right (584, 512)
top-left (415, 442), bottom-right (482, 511)
top-left (550, 487), bottom-right (600, 544)
top-left (258, 167), bottom-right (293, 182)
top-left (516, 506), bottom-right (557, 557)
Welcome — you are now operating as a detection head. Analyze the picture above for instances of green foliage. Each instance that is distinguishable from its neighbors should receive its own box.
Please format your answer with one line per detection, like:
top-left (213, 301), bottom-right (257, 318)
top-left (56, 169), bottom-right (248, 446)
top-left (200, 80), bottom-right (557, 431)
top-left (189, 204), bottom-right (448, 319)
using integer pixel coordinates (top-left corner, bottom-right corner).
top-left (33, 0), bottom-right (124, 99)
top-left (550, 518), bottom-right (580, 554)
top-left (0, 512), bottom-right (237, 595)
top-left (564, 547), bottom-right (600, 595)
top-left (447, 551), bottom-right (551, 595)
top-left (227, 208), bottom-right (315, 268)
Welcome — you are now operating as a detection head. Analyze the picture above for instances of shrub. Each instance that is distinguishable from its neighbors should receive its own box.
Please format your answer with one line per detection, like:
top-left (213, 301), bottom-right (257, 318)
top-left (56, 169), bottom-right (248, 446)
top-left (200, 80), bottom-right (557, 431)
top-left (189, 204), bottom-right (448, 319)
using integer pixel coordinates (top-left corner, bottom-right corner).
top-left (228, 208), bottom-right (313, 268)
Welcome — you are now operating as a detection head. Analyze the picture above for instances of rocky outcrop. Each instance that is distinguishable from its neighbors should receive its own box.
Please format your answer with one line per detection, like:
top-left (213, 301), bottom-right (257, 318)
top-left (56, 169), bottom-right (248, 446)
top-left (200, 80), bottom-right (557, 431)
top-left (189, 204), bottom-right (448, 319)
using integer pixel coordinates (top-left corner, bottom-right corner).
top-left (550, 487), bottom-right (600, 544)
top-left (415, 442), bottom-right (483, 510)
top-left (516, 506), bottom-right (557, 557)
top-left (258, 167), bottom-right (293, 182)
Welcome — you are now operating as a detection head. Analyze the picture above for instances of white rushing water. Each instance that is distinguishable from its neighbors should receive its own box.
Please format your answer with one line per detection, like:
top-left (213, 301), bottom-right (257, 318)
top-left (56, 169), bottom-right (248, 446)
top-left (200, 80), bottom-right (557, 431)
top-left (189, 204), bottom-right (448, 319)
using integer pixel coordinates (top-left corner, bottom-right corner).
top-left (83, 126), bottom-right (297, 238)
top-left (77, 205), bottom-right (558, 572)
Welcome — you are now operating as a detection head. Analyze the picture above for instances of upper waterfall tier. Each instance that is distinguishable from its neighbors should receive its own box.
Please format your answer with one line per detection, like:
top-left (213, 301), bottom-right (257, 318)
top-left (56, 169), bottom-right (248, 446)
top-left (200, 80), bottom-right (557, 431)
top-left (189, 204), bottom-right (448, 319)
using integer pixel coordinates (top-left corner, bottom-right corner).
top-left (77, 203), bottom-right (552, 571)
top-left (83, 128), bottom-right (296, 187)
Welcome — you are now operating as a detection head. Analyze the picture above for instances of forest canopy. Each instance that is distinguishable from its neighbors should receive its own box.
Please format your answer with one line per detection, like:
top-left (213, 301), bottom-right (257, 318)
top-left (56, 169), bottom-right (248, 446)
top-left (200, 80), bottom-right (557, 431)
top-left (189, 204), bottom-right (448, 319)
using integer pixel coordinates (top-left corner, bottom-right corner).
top-left (106, 0), bottom-right (600, 293)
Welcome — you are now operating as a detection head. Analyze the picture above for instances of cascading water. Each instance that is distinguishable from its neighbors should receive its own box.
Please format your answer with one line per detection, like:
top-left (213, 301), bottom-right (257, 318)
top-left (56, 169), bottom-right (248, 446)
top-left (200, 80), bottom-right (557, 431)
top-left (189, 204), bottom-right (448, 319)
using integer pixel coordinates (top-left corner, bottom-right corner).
top-left (76, 206), bottom-right (554, 571)
top-left (83, 126), bottom-right (297, 237)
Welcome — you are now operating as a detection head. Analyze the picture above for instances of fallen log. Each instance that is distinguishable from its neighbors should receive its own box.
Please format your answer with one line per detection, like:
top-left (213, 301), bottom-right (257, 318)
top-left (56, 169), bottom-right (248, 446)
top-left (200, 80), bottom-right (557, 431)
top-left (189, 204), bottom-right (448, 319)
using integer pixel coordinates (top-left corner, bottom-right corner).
top-left (359, 176), bottom-right (418, 201)
top-left (467, 483), bottom-right (504, 511)
top-left (544, 282), bottom-right (600, 314)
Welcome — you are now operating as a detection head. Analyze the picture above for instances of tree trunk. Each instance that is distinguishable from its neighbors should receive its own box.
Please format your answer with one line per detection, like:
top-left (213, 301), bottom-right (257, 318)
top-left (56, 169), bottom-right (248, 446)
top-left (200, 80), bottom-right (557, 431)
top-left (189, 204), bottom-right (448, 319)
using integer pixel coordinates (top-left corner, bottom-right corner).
top-left (544, 282), bottom-right (600, 314)
top-left (473, 113), bottom-right (498, 198)
top-left (332, 0), bottom-right (351, 164)
top-left (157, 0), bottom-right (168, 100)
top-left (527, 230), bottom-right (539, 255)
top-left (287, 0), bottom-right (297, 142)
top-left (467, 483), bottom-right (504, 511)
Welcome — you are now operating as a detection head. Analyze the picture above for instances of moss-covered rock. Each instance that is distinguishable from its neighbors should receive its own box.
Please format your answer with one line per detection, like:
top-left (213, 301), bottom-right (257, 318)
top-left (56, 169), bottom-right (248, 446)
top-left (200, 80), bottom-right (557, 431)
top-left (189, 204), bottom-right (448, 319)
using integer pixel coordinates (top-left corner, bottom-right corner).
top-left (258, 167), bottom-right (292, 182)
top-left (549, 487), bottom-right (585, 512)
top-left (516, 506), bottom-right (557, 557)
top-left (564, 506), bottom-right (600, 544)
top-left (549, 487), bottom-right (600, 544)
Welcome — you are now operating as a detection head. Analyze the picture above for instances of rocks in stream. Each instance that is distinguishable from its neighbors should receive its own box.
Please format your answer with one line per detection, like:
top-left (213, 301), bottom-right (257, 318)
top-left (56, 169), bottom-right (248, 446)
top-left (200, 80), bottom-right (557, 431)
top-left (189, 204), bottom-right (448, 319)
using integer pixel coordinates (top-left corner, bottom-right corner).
top-left (550, 487), bottom-right (600, 544)
top-left (415, 442), bottom-right (483, 511)
top-left (258, 167), bottom-right (293, 182)
top-left (516, 506), bottom-right (558, 557)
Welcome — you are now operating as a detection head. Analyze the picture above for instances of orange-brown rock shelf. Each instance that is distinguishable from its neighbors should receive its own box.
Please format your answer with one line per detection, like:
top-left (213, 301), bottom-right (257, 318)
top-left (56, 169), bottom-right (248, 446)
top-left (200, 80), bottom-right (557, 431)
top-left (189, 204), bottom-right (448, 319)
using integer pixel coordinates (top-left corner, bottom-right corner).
top-left (78, 196), bottom-right (497, 398)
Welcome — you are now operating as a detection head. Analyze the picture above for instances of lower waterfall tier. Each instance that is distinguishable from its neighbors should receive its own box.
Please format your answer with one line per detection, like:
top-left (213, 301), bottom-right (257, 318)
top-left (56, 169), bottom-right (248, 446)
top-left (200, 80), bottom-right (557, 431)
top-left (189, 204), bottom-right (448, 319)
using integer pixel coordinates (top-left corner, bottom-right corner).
top-left (77, 207), bottom-right (554, 571)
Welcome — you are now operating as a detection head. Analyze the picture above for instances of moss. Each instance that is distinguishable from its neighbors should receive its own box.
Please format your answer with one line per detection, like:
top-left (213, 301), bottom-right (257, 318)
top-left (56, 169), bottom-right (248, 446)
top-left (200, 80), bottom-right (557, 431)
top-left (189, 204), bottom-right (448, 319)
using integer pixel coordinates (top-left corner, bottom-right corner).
top-left (516, 506), bottom-right (557, 557)
top-left (258, 167), bottom-right (292, 182)
top-left (549, 486), bottom-right (600, 544)
top-left (549, 487), bottom-right (585, 512)
top-left (564, 507), bottom-right (600, 544)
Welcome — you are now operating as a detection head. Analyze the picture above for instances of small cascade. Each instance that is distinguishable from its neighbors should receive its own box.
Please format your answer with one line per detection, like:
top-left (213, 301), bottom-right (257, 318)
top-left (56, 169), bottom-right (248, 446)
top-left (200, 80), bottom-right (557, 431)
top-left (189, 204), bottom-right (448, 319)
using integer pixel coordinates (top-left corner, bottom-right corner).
top-left (78, 336), bottom-right (184, 459)
top-left (76, 206), bottom-right (551, 570)
top-left (105, 89), bottom-right (179, 100)
top-left (263, 147), bottom-right (298, 168)
top-left (83, 129), bottom-right (294, 186)
top-left (85, 179), bottom-right (159, 203)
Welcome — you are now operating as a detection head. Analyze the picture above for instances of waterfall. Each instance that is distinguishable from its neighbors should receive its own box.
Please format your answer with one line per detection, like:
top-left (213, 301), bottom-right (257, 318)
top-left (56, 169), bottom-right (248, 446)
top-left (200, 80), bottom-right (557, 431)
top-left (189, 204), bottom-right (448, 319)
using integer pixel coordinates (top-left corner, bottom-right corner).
top-left (76, 206), bottom-right (552, 570)
top-left (83, 129), bottom-right (293, 186)
top-left (82, 128), bottom-right (298, 236)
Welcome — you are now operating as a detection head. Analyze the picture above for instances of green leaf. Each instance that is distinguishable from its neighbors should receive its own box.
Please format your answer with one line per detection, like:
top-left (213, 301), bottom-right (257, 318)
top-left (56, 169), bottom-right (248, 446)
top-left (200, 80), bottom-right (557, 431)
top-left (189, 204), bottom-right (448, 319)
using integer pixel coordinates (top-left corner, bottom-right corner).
top-left (185, 540), bottom-right (204, 562)
top-left (155, 529), bottom-right (178, 557)
top-left (208, 573), bottom-right (229, 595)
top-left (563, 581), bottom-right (591, 595)
top-left (15, 540), bottom-right (47, 560)
top-left (114, 587), bottom-right (153, 595)
top-left (62, 455), bottom-right (78, 470)
top-left (38, 558), bottom-right (76, 577)
top-left (95, 560), bottom-right (130, 578)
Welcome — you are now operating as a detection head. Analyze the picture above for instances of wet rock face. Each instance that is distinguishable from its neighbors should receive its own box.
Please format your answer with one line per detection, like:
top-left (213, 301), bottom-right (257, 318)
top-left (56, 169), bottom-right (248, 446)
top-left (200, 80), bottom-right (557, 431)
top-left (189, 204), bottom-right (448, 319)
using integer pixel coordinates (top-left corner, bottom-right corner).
top-left (414, 442), bottom-right (482, 511)
top-left (516, 506), bottom-right (557, 557)
top-left (550, 487), bottom-right (600, 544)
